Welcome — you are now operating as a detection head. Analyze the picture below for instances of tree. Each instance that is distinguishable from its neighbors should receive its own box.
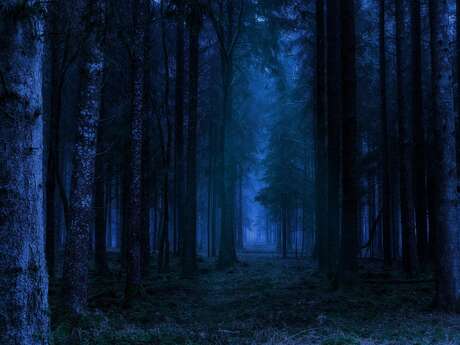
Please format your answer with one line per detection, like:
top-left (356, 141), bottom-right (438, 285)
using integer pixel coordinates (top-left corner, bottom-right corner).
top-left (174, 0), bottom-right (185, 257)
top-left (94, 54), bottom-right (109, 275)
top-left (0, 1), bottom-right (49, 343)
top-left (411, 0), bottom-right (428, 267)
top-left (62, 0), bottom-right (106, 315)
top-left (395, 0), bottom-right (418, 276)
top-left (314, 0), bottom-right (328, 272)
top-left (340, 0), bottom-right (358, 280)
top-left (326, 0), bottom-right (341, 280)
top-left (208, 0), bottom-right (245, 269)
top-left (125, 0), bottom-right (146, 300)
top-left (183, 1), bottom-right (202, 277)
top-left (429, 0), bottom-right (460, 311)
top-left (379, 0), bottom-right (392, 268)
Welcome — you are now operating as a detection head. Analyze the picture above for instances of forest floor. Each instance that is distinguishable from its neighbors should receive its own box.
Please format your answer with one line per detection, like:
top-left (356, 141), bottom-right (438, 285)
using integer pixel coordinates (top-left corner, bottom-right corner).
top-left (51, 253), bottom-right (460, 345)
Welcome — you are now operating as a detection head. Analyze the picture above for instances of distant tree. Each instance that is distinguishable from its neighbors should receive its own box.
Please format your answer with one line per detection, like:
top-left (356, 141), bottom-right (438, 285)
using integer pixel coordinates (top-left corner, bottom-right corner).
top-left (0, 1), bottom-right (49, 343)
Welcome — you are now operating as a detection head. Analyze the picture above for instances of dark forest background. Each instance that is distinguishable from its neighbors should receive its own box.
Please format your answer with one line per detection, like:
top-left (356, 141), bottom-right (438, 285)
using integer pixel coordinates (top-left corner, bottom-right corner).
top-left (2, 0), bottom-right (460, 344)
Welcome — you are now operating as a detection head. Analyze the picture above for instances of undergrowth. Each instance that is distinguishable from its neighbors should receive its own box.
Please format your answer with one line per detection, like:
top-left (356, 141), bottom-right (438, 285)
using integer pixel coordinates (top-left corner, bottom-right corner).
top-left (49, 254), bottom-right (460, 345)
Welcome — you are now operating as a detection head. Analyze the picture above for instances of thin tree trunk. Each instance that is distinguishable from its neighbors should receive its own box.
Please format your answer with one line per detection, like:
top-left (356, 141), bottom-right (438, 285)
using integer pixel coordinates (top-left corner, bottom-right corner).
top-left (174, 0), bottom-right (185, 257)
top-left (94, 63), bottom-right (109, 275)
top-left (380, 0), bottom-right (392, 268)
top-left (315, 0), bottom-right (328, 270)
top-left (411, 0), bottom-right (428, 268)
top-left (395, 0), bottom-right (418, 276)
top-left (326, 0), bottom-right (341, 281)
top-left (140, 0), bottom-right (152, 277)
top-left (45, 0), bottom-right (63, 278)
top-left (183, 3), bottom-right (202, 277)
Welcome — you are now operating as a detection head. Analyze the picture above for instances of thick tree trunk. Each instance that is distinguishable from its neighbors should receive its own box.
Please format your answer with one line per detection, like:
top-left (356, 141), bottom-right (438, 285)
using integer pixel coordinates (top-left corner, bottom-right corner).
top-left (62, 0), bottom-right (105, 315)
top-left (395, 0), bottom-right (418, 276)
top-left (183, 3), bottom-right (202, 277)
top-left (0, 2), bottom-right (48, 343)
top-left (125, 0), bottom-right (145, 300)
top-left (429, 0), bottom-right (460, 312)
top-left (340, 0), bottom-right (358, 281)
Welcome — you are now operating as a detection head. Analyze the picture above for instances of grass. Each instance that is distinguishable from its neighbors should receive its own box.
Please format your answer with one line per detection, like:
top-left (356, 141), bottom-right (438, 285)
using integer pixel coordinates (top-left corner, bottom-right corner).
top-left (50, 253), bottom-right (460, 344)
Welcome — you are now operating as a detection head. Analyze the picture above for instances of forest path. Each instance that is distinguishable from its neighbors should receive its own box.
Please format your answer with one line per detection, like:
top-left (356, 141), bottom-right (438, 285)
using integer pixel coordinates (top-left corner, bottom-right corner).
top-left (52, 254), bottom-right (460, 344)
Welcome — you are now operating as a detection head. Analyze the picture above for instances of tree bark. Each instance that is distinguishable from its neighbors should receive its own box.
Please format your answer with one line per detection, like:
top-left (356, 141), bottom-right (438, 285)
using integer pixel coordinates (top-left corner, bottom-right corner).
top-left (411, 0), bottom-right (428, 268)
top-left (174, 0), bottom-right (185, 258)
top-left (379, 0), bottom-right (392, 268)
top-left (326, 0), bottom-right (341, 281)
top-left (314, 0), bottom-right (328, 271)
top-left (62, 0), bottom-right (105, 316)
top-left (44, 0), bottom-right (63, 278)
top-left (429, 0), bottom-right (460, 312)
top-left (340, 0), bottom-right (358, 280)
top-left (183, 2), bottom-right (202, 277)
top-left (94, 70), bottom-right (108, 275)
top-left (395, 0), bottom-right (418, 276)
top-left (125, 0), bottom-right (145, 300)
top-left (0, 2), bottom-right (49, 343)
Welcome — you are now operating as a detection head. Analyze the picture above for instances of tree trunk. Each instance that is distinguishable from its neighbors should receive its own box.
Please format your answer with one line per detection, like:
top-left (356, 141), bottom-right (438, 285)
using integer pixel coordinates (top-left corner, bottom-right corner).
top-left (429, 0), bottom-right (460, 312)
top-left (315, 0), bottom-right (328, 271)
top-left (411, 0), bottom-right (428, 268)
top-left (340, 0), bottom-right (358, 281)
top-left (62, 0), bottom-right (105, 316)
top-left (183, 3), bottom-right (202, 277)
top-left (140, 0), bottom-right (152, 277)
top-left (326, 0), bottom-right (341, 281)
top-left (282, 205), bottom-right (288, 259)
top-left (0, 2), bottom-right (48, 343)
top-left (125, 0), bottom-right (145, 301)
top-left (217, 58), bottom-right (238, 268)
top-left (379, 0), bottom-right (392, 268)
top-left (94, 71), bottom-right (108, 275)
top-left (395, 0), bottom-right (418, 276)
top-left (44, 0), bottom-right (63, 278)
top-left (174, 0), bottom-right (185, 257)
